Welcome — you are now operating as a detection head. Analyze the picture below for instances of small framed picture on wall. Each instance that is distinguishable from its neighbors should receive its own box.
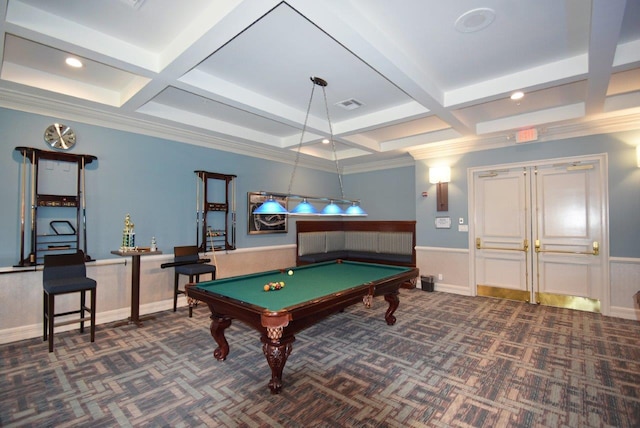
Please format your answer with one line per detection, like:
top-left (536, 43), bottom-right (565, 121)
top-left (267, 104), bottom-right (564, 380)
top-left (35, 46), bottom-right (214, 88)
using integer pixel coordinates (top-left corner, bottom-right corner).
top-left (247, 192), bottom-right (288, 234)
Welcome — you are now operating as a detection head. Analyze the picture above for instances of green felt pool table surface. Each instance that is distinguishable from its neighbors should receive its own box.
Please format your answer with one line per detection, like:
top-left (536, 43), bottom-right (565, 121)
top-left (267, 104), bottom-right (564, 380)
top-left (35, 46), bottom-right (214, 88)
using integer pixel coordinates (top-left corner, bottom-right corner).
top-left (186, 259), bottom-right (418, 394)
top-left (192, 260), bottom-right (413, 311)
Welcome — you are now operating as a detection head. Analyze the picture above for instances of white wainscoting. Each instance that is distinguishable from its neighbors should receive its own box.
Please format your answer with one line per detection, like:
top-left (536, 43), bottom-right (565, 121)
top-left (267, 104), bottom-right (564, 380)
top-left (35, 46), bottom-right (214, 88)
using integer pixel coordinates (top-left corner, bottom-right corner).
top-left (416, 247), bottom-right (640, 321)
top-left (609, 257), bottom-right (640, 321)
top-left (0, 245), bottom-right (296, 344)
top-left (416, 246), bottom-right (471, 295)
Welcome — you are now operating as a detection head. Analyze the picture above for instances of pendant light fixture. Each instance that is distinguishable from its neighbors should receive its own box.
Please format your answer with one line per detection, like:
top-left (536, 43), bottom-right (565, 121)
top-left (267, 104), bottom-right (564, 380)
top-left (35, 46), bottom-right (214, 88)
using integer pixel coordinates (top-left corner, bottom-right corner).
top-left (253, 76), bottom-right (366, 216)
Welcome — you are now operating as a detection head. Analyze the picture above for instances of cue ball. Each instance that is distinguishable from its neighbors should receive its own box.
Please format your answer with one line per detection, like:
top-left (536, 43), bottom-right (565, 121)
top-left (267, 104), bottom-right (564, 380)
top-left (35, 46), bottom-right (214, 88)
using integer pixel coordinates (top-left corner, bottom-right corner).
top-left (287, 270), bottom-right (293, 276)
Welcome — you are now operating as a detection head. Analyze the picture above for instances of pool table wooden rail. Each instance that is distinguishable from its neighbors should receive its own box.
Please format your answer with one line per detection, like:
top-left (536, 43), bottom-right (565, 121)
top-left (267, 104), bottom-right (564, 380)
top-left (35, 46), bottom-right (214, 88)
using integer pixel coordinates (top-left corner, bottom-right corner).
top-left (185, 264), bottom-right (418, 393)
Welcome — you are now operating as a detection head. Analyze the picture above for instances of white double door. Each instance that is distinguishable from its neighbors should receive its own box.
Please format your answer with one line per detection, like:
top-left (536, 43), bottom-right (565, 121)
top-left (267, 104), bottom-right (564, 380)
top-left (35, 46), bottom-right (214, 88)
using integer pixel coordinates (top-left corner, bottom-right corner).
top-left (472, 155), bottom-right (608, 313)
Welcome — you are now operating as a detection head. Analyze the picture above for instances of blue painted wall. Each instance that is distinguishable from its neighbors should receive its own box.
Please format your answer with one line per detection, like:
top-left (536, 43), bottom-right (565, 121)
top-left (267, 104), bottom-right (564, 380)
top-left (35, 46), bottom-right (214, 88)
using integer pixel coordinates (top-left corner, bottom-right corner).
top-left (343, 165), bottom-right (415, 220)
top-left (415, 131), bottom-right (640, 257)
top-left (2, 106), bottom-right (638, 266)
top-left (1, 107), bottom-right (416, 267)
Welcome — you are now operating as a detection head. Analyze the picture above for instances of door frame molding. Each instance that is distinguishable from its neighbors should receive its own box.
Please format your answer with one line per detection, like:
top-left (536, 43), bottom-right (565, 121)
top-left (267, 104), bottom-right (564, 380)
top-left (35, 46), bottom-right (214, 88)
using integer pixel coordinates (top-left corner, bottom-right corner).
top-left (467, 153), bottom-right (610, 315)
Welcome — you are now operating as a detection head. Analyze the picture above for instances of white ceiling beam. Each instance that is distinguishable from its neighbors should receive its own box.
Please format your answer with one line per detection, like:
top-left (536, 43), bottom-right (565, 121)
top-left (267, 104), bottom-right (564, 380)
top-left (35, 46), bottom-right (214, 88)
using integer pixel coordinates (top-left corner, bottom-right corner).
top-left (5, 1), bottom-right (158, 71)
top-left (476, 103), bottom-right (585, 135)
top-left (137, 100), bottom-right (284, 146)
top-left (2, 62), bottom-right (122, 106)
top-left (331, 101), bottom-right (429, 136)
top-left (381, 128), bottom-right (462, 152)
top-left (339, 134), bottom-right (381, 153)
top-left (585, 0), bottom-right (627, 115)
top-left (444, 56), bottom-right (587, 109)
top-left (613, 39), bottom-right (640, 67)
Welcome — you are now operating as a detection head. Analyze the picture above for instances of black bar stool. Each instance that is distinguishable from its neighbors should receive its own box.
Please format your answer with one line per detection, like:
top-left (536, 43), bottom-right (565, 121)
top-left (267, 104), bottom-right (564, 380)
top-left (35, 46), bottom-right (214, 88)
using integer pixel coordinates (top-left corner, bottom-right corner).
top-left (172, 245), bottom-right (216, 317)
top-left (43, 251), bottom-right (96, 352)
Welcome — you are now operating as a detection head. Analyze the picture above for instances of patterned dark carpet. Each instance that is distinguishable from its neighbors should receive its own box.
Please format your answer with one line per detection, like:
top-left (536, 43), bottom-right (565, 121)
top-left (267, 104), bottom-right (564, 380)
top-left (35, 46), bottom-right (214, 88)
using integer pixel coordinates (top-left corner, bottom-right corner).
top-left (1, 289), bottom-right (639, 427)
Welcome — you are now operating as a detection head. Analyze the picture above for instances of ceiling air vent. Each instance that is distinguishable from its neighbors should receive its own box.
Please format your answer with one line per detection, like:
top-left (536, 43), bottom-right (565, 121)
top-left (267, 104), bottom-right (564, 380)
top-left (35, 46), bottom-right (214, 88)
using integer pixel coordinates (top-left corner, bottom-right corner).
top-left (336, 98), bottom-right (364, 111)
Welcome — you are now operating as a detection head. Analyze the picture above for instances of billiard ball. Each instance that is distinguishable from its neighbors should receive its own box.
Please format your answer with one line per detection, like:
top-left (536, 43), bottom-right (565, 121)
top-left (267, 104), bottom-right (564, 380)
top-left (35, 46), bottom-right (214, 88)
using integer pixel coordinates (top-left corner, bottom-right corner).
top-left (264, 284), bottom-right (270, 292)
top-left (287, 269), bottom-right (294, 276)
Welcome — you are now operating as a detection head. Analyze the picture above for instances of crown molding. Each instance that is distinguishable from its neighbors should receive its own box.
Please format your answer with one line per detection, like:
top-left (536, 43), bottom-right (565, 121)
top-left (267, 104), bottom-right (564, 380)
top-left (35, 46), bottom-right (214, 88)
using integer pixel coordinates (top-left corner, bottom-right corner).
top-left (0, 88), bottom-right (338, 172)
top-left (342, 155), bottom-right (415, 174)
top-left (3, 87), bottom-right (639, 173)
top-left (409, 109), bottom-right (640, 160)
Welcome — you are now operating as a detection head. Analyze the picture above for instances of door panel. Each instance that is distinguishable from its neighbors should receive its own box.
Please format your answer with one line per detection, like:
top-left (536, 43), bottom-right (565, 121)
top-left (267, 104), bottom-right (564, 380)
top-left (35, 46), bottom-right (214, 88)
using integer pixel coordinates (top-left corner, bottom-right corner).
top-left (539, 258), bottom-right (591, 295)
top-left (475, 169), bottom-right (530, 301)
top-left (536, 167), bottom-right (591, 239)
top-left (481, 254), bottom-right (528, 287)
top-left (533, 163), bottom-right (602, 309)
top-left (474, 159), bottom-right (605, 313)
top-left (482, 174), bottom-right (524, 237)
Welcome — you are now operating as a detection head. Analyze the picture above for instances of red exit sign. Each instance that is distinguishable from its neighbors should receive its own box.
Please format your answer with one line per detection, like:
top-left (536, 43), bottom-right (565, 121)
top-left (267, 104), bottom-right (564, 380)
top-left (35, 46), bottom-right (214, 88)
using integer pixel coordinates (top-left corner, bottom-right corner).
top-left (516, 128), bottom-right (538, 143)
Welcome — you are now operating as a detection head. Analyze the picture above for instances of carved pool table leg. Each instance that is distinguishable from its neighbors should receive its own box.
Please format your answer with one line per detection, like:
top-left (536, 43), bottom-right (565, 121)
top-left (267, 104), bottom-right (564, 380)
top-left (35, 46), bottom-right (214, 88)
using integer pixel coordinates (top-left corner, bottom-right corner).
top-left (210, 314), bottom-right (232, 360)
top-left (384, 291), bottom-right (400, 325)
top-left (261, 334), bottom-right (295, 394)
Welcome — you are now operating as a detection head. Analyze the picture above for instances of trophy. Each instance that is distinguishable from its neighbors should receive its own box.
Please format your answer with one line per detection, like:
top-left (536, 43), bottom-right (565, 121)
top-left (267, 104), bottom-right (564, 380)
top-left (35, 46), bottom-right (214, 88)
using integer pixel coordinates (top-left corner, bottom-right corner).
top-left (120, 213), bottom-right (136, 251)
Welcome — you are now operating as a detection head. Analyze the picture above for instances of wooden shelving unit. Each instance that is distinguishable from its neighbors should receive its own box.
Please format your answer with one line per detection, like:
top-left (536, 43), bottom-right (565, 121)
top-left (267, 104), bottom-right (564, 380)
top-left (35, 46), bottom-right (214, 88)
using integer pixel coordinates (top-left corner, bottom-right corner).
top-left (15, 147), bottom-right (96, 266)
top-left (195, 170), bottom-right (236, 253)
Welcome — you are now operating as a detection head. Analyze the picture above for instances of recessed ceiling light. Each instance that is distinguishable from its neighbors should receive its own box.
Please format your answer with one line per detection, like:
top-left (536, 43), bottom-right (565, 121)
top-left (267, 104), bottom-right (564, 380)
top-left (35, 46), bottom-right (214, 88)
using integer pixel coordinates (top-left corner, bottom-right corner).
top-left (455, 8), bottom-right (496, 33)
top-left (510, 91), bottom-right (524, 100)
top-left (65, 57), bottom-right (83, 68)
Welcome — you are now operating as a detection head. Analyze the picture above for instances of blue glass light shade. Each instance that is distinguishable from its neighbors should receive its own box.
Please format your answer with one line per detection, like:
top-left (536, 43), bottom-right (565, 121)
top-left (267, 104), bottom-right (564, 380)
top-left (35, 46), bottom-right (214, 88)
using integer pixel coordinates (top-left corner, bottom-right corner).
top-left (290, 198), bottom-right (319, 215)
top-left (253, 196), bottom-right (288, 215)
top-left (345, 203), bottom-right (367, 216)
top-left (321, 201), bottom-right (344, 215)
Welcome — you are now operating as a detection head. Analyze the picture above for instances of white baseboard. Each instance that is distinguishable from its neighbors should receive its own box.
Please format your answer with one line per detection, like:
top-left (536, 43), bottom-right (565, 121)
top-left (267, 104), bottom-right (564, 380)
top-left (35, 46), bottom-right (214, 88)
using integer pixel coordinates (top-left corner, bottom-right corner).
top-left (413, 284), bottom-right (640, 321)
top-left (414, 281), bottom-right (473, 296)
top-left (0, 298), bottom-right (184, 345)
top-left (608, 305), bottom-right (640, 321)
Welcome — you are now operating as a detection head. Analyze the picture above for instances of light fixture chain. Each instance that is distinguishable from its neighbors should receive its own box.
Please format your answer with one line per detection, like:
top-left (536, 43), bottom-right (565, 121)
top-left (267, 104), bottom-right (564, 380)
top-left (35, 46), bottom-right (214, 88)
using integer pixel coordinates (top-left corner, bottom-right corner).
top-left (321, 85), bottom-right (345, 199)
top-left (287, 81), bottom-right (317, 196)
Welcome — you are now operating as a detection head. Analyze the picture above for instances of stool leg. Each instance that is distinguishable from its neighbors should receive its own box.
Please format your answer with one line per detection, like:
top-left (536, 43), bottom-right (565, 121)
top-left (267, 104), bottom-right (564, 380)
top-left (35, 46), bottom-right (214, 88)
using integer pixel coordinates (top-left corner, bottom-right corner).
top-left (80, 290), bottom-right (86, 333)
top-left (43, 291), bottom-right (48, 342)
top-left (188, 275), bottom-right (196, 318)
top-left (173, 272), bottom-right (179, 312)
top-left (90, 288), bottom-right (96, 343)
top-left (48, 293), bottom-right (55, 352)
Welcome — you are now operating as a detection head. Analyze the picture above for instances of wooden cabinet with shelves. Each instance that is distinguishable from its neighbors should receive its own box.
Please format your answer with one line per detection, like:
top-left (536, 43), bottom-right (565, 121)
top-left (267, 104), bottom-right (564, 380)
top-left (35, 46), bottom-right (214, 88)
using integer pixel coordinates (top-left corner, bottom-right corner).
top-left (195, 170), bottom-right (236, 253)
top-left (15, 147), bottom-right (96, 266)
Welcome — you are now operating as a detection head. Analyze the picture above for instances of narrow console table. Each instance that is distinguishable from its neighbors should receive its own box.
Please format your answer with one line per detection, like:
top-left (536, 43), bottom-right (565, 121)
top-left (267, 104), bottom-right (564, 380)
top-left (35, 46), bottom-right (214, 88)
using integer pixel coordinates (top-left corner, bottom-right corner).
top-left (111, 249), bottom-right (162, 327)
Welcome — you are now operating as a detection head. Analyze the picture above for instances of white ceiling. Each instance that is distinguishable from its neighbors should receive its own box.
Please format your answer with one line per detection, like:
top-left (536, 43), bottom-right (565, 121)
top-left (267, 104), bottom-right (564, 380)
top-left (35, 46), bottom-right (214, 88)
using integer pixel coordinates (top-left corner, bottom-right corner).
top-left (1, 0), bottom-right (639, 173)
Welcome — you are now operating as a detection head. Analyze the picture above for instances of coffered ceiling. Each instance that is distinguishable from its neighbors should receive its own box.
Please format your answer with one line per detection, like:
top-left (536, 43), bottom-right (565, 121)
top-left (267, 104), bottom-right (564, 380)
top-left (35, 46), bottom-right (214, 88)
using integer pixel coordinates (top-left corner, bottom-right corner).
top-left (1, 0), bottom-right (639, 172)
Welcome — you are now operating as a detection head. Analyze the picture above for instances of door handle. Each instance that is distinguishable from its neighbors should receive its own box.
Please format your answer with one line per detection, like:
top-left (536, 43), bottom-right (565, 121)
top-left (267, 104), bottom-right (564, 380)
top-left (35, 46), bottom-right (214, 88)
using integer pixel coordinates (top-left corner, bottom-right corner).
top-left (476, 237), bottom-right (528, 252)
top-left (535, 240), bottom-right (599, 256)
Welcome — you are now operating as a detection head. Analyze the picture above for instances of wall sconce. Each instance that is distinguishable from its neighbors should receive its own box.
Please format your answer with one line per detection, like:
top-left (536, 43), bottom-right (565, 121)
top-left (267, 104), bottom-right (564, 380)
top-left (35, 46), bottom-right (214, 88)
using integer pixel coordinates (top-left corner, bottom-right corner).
top-left (429, 166), bottom-right (451, 212)
top-left (636, 146), bottom-right (640, 168)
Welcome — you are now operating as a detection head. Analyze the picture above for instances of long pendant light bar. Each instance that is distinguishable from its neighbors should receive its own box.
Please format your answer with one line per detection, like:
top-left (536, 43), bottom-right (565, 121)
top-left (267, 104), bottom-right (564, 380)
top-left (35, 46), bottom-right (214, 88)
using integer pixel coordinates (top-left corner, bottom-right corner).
top-left (255, 192), bottom-right (366, 216)
top-left (253, 76), bottom-right (366, 217)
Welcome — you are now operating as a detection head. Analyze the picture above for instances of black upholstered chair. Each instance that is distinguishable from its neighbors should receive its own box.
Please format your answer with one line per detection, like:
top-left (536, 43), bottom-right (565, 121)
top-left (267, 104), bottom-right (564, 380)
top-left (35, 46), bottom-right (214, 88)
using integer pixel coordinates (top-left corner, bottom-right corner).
top-left (173, 245), bottom-right (216, 317)
top-left (43, 251), bottom-right (96, 352)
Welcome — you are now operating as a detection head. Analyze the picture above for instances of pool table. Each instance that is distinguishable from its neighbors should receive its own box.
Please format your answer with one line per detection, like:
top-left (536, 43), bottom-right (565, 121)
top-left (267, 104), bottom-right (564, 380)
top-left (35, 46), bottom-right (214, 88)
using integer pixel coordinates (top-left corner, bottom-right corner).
top-left (186, 260), bottom-right (419, 393)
